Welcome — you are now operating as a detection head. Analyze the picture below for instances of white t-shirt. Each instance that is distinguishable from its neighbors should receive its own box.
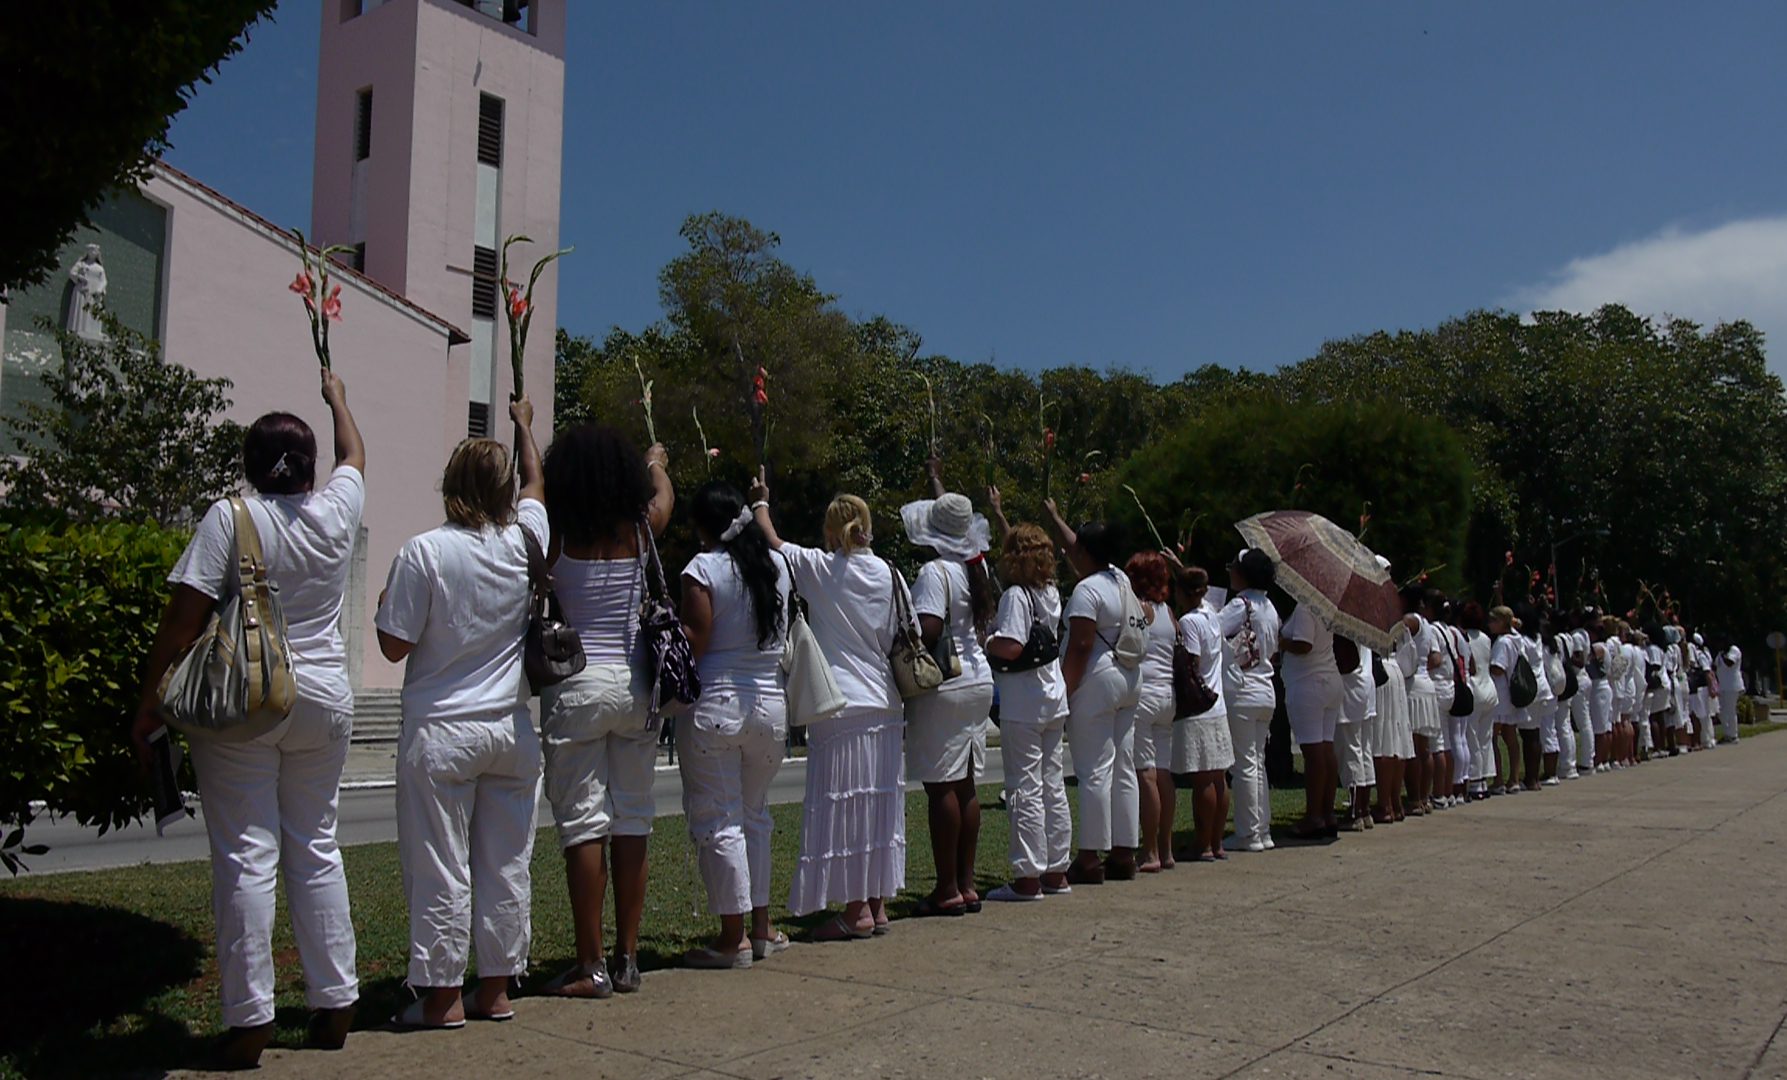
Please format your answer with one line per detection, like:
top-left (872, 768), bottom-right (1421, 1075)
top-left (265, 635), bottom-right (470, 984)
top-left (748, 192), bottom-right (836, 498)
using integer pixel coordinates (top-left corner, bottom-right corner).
top-left (1219, 589), bottom-right (1279, 711)
top-left (990, 585), bottom-right (1067, 726)
top-left (1176, 607), bottom-right (1225, 717)
top-left (1719, 646), bottom-right (1745, 695)
top-left (1406, 615), bottom-right (1438, 695)
top-left (1489, 633), bottom-right (1520, 720)
top-left (777, 544), bottom-right (901, 720)
top-left (375, 498), bottom-right (547, 721)
top-left (1623, 642), bottom-right (1645, 703)
top-left (1135, 600), bottom-right (1177, 712)
top-left (168, 466), bottom-right (365, 712)
top-left (684, 550), bottom-right (792, 693)
top-left (1466, 628), bottom-right (1496, 707)
top-left (1279, 604), bottom-right (1338, 684)
top-left (1342, 643), bottom-right (1375, 723)
top-left (911, 559), bottom-right (992, 687)
top-left (1064, 566), bottom-right (1135, 677)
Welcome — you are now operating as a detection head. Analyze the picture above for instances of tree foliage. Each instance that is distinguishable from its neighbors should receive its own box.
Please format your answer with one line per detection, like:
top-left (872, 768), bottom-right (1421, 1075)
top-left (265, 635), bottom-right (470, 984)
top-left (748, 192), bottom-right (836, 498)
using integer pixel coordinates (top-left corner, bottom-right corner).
top-left (0, 0), bottom-right (278, 291)
top-left (1, 318), bottom-right (245, 526)
top-left (560, 211), bottom-right (1787, 649)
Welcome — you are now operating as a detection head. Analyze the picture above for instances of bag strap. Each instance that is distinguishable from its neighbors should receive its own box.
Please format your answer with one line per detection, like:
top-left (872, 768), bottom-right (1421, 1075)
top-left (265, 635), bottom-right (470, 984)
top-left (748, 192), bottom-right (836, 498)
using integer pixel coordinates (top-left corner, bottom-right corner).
top-left (229, 497), bottom-right (268, 711)
top-left (520, 526), bottom-right (551, 610)
top-left (886, 559), bottom-right (922, 642)
top-left (636, 519), bottom-right (671, 603)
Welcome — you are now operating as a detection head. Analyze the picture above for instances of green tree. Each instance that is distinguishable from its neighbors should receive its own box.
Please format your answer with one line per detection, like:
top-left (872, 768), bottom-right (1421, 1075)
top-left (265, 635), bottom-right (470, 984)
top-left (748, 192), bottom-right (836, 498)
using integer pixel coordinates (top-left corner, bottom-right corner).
top-left (0, 0), bottom-right (278, 291)
top-left (1, 319), bottom-right (245, 526)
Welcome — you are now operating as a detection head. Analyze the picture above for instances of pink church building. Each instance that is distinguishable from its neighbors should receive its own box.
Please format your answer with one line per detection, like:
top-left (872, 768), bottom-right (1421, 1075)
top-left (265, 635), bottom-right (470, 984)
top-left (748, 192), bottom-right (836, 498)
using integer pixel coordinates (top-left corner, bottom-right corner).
top-left (0, 0), bottom-right (566, 699)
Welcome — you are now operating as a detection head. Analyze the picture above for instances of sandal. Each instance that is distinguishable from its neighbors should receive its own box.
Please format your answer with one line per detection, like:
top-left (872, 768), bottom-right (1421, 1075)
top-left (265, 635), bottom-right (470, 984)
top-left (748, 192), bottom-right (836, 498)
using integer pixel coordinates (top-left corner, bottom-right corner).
top-left (541, 961), bottom-right (612, 1000)
top-left (461, 990), bottom-right (515, 1022)
top-left (912, 896), bottom-right (968, 918)
top-left (812, 914), bottom-right (874, 941)
top-left (750, 932), bottom-right (791, 961)
top-left (390, 994), bottom-right (466, 1030)
top-left (1288, 819), bottom-right (1327, 841)
top-left (1065, 862), bottom-right (1106, 886)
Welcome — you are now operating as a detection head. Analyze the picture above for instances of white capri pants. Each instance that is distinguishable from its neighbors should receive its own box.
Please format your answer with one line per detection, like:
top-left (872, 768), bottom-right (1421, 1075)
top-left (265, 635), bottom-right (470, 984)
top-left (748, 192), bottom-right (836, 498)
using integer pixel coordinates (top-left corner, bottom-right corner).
top-left (1469, 699), bottom-right (1496, 783)
top-left (1228, 703), bottom-right (1275, 847)
top-left (1001, 713), bottom-right (1073, 879)
top-left (1337, 720), bottom-right (1375, 789)
top-left (1066, 663), bottom-right (1142, 852)
top-left (189, 698), bottom-right (359, 1028)
top-left (1590, 681), bottom-right (1614, 736)
top-left (1720, 689), bottom-right (1740, 741)
top-left (541, 663), bottom-right (657, 849)
top-left (906, 679), bottom-right (992, 783)
top-left (1285, 674), bottom-right (1342, 746)
top-left (678, 688), bottom-right (787, 916)
top-left (1540, 702), bottom-right (1566, 755)
top-left (397, 708), bottom-right (542, 988)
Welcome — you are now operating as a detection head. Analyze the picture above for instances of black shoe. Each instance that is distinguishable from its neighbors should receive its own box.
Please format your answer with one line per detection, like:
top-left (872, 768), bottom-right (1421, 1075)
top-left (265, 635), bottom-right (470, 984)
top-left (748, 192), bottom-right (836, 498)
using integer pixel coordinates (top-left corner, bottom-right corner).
top-left (306, 1004), bottom-right (356, 1050)
top-left (210, 1022), bottom-right (276, 1071)
top-left (612, 951), bottom-right (641, 994)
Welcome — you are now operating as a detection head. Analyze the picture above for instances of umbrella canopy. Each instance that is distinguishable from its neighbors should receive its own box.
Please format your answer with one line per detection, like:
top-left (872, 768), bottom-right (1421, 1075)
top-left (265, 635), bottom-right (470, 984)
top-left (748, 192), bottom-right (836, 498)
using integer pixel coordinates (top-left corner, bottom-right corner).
top-left (1235, 510), bottom-right (1403, 654)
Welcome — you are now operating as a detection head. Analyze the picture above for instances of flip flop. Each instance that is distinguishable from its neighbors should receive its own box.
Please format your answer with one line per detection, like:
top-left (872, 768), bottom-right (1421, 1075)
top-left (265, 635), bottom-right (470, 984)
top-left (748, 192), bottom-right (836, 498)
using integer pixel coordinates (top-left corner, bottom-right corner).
top-left (751, 932), bottom-right (791, 961)
top-left (812, 914), bottom-right (874, 941)
top-left (390, 995), bottom-right (466, 1030)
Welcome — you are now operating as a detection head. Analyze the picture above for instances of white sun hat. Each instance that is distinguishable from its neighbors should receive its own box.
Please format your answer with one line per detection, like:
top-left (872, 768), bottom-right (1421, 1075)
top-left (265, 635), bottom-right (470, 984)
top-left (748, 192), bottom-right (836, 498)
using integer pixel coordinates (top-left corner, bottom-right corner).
top-left (901, 493), bottom-right (990, 562)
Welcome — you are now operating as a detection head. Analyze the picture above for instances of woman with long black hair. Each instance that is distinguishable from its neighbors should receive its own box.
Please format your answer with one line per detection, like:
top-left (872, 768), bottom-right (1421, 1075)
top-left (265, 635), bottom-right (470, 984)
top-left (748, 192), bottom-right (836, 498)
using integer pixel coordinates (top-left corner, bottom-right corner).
top-left (678, 481), bottom-right (793, 968)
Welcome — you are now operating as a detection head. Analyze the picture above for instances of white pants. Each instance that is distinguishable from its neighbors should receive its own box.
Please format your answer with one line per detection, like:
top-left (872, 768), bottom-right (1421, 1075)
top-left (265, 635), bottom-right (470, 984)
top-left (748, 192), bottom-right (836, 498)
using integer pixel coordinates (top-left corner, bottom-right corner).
top-left (190, 699), bottom-right (358, 1027)
top-left (1001, 713), bottom-right (1073, 878)
top-left (1720, 691), bottom-right (1740, 741)
top-left (1228, 704), bottom-right (1274, 846)
top-left (679, 689), bottom-right (786, 915)
top-left (1557, 701), bottom-right (1577, 771)
top-left (1066, 665), bottom-right (1141, 852)
top-left (1571, 690), bottom-right (1594, 770)
top-left (1336, 719), bottom-right (1374, 789)
top-left (1446, 711), bottom-right (1472, 785)
top-left (1637, 707), bottom-right (1655, 751)
top-left (397, 709), bottom-right (542, 988)
top-left (1541, 704), bottom-right (1566, 755)
top-left (1469, 700), bottom-right (1497, 783)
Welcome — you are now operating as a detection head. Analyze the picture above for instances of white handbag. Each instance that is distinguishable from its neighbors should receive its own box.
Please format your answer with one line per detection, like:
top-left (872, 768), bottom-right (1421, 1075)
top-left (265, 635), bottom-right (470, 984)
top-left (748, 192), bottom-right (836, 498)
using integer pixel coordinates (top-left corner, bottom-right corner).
top-left (779, 555), bottom-right (847, 727)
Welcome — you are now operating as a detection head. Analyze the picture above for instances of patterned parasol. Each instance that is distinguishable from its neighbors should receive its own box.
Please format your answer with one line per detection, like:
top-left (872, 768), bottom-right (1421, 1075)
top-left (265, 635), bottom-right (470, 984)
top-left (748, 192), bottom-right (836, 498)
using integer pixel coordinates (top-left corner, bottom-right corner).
top-left (1235, 510), bottom-right (1401, 654)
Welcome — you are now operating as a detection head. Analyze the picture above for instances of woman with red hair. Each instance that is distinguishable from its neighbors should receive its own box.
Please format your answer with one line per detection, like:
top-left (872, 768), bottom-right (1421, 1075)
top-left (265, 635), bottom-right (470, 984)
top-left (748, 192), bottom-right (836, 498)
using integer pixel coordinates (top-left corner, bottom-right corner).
top-left (1125, 551), bottom-right (1178, 872)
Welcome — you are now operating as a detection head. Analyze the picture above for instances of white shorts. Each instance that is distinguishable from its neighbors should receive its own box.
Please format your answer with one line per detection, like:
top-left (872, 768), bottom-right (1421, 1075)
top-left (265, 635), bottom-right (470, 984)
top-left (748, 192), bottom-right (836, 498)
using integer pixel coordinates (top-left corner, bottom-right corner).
top-left (1285, 673), bottom-right (1342, 745)
top-left (540, 662), bottom-right (657, 848)
top-left (905, 679), bottom-right (993, 783)
top-left (1131, 694), bottom-right (1177, 771)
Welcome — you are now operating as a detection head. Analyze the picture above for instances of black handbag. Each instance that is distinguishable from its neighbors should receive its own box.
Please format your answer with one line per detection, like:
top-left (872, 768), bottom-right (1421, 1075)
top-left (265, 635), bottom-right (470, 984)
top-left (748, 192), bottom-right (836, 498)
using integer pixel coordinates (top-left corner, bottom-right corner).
top-left (521, 528), bottom-right (585, 693)
top-left (1372, 653), bottom-right (1389, 687)
top-left (1442, 629), bottom-right (1474, 717)
top-left (1173, 615), bottom-right (1219, 719)
top-left (1510, 652), bottom-right (1539, 708)
top-left (987, 587), bottom-right (1061, 674)
top-left (1554, 636), bottom-right (1579, 700)
top-left (636, 523), bottom-right (700, 723)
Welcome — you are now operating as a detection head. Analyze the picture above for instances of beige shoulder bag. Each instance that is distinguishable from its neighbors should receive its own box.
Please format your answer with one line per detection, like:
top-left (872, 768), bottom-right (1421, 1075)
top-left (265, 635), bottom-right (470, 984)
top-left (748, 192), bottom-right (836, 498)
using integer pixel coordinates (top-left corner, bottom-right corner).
top-left (159, 498), bottom-right (298, 741)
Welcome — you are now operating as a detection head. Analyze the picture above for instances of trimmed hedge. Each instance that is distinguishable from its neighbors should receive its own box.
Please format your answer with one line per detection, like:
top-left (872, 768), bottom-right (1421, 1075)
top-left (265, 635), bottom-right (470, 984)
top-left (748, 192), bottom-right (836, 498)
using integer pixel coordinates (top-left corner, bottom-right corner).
top-left (0, 521), bottom-right (190, 852)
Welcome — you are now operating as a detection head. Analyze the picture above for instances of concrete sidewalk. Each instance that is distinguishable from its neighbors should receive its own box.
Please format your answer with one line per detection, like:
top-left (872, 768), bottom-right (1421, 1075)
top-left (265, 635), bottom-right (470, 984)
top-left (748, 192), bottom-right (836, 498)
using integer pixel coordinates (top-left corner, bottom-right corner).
top-left (216, 739), bottom-right (1787, 1079)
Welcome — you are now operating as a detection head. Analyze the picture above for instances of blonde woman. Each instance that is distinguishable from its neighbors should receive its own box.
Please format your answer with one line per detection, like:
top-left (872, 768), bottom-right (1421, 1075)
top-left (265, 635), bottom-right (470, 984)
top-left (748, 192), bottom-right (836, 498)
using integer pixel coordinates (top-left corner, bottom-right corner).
top-left (983, 516), bottom-right (1073, 901)
top-left (375, 398), bottom-right (545, 1029)
top-left (752, 471), bottom-right (907, 938)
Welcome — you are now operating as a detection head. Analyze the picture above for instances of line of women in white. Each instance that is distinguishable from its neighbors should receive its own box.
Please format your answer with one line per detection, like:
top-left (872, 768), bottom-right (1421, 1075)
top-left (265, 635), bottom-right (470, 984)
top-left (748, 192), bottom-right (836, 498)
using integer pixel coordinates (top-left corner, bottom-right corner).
top-left (136, 380), bottom-right (1745, 1068)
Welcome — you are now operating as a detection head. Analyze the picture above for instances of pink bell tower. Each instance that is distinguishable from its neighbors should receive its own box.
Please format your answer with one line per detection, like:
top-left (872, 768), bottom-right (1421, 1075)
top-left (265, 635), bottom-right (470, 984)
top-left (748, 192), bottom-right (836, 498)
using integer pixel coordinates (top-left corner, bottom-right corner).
top-left (311, 0), bottom-right (566, 437)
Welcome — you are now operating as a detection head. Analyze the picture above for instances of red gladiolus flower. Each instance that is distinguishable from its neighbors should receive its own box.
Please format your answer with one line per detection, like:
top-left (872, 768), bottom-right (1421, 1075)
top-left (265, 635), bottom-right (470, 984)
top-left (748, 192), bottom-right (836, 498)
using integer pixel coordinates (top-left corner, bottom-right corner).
top-left (321, 284), bottom-right (343, 323)
top-left (1626, 609), bottom-right (1637, 619)
top-left (289, 271), bottom-right (313, 296)
top-left (1530, 570), bottom-right (1541, 585)
top-left (1504, 550), bottom-right (1514, 566)
top-left (507, 286), bottom-right (527, 320)
top-left (1078, 472), bottom-right (1091, 485)
top-left (1043, 428), bottom-right (1056, 452)
top-left (752, 367), bottom-right (769, 407)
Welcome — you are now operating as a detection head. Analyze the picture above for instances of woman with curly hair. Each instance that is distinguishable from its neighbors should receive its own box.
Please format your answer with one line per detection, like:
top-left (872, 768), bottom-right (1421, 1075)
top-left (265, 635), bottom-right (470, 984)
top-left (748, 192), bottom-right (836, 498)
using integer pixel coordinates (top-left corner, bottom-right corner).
top-left (1124, 550), bottom-right (1178, 872)
top-left (536, 423), bottom-right (674, 999)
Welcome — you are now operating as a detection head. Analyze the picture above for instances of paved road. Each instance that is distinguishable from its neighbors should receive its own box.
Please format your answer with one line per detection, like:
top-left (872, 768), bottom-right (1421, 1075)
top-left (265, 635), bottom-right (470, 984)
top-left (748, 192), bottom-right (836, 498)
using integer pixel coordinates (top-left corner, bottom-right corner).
top-left (26, 753), bottom-right (1006, 874)
top-left (196, 734), bottom-right (1787, 1080)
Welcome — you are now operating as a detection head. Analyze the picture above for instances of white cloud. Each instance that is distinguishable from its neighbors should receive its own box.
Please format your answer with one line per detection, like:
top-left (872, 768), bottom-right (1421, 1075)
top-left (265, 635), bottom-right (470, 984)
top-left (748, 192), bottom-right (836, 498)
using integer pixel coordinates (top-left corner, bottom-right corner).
top-left (1510, 215), bottom-right (1787, 372)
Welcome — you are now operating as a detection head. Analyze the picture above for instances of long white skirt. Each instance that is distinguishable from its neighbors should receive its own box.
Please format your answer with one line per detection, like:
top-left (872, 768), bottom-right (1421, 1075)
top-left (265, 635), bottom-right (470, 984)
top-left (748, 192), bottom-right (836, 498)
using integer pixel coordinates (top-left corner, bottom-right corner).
top-left (788, 711), bottom-right (906, 916)
top-left (1372, 672), bottom-right (1416, 760)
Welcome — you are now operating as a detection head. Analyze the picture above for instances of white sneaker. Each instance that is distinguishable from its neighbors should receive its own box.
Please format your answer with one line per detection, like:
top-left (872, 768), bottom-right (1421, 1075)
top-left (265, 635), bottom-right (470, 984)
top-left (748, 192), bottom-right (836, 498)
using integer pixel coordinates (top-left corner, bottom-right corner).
top-left (1542, 777), bottom-right (1560, 787)
top-left (1229, 839), bottom-right (1267, 853)
top-left (1262, 836), bottom-right (1276, 851)
top-left (987, 883), bottom-right (1044, 903)
top-left (1563, 769), bottom-right (1580, 780)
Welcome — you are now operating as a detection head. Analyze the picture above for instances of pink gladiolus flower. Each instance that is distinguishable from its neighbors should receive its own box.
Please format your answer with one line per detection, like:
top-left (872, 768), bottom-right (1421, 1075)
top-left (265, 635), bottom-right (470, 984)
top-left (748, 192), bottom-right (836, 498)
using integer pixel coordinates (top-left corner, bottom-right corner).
top-left (321, 284), bottom-right (342, 322)
top-left (1504, 550), bottom-right (1514, 566)
top-left (707, 447), bottom-right (721, 459)
top-left (289, 271), bottom-right (313, 296)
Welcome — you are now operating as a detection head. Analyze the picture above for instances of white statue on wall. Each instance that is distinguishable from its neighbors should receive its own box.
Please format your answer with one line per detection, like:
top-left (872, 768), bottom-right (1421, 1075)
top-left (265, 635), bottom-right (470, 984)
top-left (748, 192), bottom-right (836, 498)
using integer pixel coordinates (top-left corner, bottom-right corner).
top-left (66, 244), bottom-right (107, 342)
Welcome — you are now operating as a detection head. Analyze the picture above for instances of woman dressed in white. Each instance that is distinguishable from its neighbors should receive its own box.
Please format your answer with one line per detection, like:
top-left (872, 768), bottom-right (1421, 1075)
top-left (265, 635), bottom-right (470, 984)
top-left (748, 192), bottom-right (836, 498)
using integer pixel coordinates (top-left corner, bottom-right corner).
top-left (1222, 549), bottom-right (1281, 852)
top-left (901, 463), bottom-right (997, 916)
top-left (678, 482), bottom-right (793, 968)
top-left (1488, 605), bottom-right (1525, 792)
top-left (1126, 551), bottom-right (1180, 872)
top-left (982, 516), bottom-right (1073, 901)
top-left (1044, 500), bottom-right (1144, 883)
top-left (752, 473), bottom-right (906, 938)
top-left (1173, 565), bottom-right (1235, 859)
top-left (1716, 639), bottom-right (1744, 743)
top-left (1282, 601), bottom-right (1343, 838)
top-left (1368, 556), bottom-right (1414, 821)
top-left (376, 397), bottom-right (546, 1030)
top-left (1459, 602), bottom-right (1499, 800)
top-left (1589, 617), bottom-right (1617, 771)
top-left (134, 369), bottom-right (366, 1068)
top-left (1398, 586), bottom-right (1444, 814)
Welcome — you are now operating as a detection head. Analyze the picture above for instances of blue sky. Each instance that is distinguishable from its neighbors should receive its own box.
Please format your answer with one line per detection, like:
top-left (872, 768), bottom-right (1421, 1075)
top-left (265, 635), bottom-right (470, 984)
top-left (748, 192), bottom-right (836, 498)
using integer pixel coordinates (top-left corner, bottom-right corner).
top-left (168, 0), bottom-right (1787, 378)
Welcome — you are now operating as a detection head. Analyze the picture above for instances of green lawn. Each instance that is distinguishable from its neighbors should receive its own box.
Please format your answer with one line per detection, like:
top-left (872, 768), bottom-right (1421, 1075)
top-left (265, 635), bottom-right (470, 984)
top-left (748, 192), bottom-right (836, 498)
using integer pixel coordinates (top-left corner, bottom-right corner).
top-left (2, 722), bottom-right (1776, 1077)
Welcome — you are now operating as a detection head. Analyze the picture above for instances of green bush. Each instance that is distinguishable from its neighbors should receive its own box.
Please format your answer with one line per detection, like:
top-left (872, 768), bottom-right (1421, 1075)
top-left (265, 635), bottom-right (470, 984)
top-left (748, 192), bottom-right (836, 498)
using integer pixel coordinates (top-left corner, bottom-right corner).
top-left (0, 521), bottom-right (190, 865)
top-left (1114, 397), bottom-right (1474, 594)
